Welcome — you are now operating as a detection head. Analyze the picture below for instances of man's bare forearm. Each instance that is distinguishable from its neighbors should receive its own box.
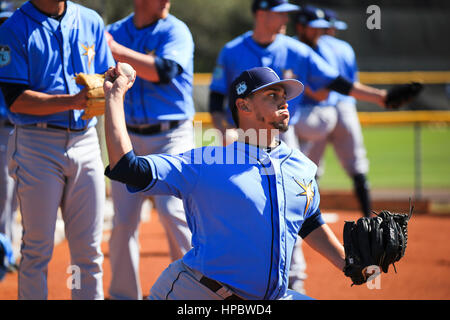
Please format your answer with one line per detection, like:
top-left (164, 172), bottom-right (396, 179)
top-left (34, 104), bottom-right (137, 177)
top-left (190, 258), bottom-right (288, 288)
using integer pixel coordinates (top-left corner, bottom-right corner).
top-left (104, 91), bottom-right (133, 169)
top-left (109, 41), bottom-right (159, 83)
top-left (304, 224), bottom-right (345, 271)
top-left (350, 82), bottom-right (387, 107)
top-left (10, 89), bottom-right (86, 115)
top-left (304, 86), bottom-right (330, 102)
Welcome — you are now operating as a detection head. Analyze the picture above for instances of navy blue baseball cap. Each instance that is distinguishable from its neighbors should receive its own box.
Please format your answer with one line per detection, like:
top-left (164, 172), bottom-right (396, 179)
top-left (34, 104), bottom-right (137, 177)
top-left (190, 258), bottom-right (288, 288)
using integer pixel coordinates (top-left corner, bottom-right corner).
top-left (294, 5), bottom-right (331, 28)
top-left (229, 67), bottom-right (304, 112)
top-left (324, 8), bottom-right (348, 30)
top-left (252, 0), bottom-right (300, 13)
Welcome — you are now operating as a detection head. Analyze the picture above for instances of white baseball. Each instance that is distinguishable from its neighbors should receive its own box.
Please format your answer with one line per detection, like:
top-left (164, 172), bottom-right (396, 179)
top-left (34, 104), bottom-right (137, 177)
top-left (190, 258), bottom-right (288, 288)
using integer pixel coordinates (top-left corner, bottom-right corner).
top-left (118, 62), bottom-right (135, 82)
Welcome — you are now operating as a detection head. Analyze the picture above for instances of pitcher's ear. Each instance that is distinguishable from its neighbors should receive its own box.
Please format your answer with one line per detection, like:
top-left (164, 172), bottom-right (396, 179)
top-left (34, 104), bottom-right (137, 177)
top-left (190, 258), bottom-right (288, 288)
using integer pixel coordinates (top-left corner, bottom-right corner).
top-left (236, 98), bottom-right (250, 112)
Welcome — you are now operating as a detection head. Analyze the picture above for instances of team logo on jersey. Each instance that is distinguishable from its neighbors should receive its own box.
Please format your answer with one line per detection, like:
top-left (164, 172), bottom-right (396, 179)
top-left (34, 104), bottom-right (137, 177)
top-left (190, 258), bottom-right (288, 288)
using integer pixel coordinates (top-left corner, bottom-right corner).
top-left (293, 178), bottom-right (315, 215)
top-left (236, 81), bottom-right (247, 95)
top-left (81, 43), bottom-right (95, 70)
top-left (0, 45), bottom-right (11, 67)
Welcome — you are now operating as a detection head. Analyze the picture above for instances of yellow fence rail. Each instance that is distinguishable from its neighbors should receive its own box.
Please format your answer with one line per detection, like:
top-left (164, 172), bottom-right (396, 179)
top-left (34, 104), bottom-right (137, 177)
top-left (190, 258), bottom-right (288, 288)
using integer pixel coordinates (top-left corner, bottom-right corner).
top-left (194, 71), bottom-right (450, 86)
top-left (358, 111), bottom-right (450, 125)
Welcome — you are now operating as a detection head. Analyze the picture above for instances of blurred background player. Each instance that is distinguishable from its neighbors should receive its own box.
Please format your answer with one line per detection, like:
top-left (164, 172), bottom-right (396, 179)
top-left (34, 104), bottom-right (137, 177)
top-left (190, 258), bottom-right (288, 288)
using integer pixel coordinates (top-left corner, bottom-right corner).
top-left (0, 1), bottom-right (18, 269)
top-left (293, 5), bottom-right (372, 217)
top-left (0, 0), bottom-right (115, 299)
top-left (322, 8), bottom-right (348, 37)
top-left (105, 0), bottom-right (195, 300)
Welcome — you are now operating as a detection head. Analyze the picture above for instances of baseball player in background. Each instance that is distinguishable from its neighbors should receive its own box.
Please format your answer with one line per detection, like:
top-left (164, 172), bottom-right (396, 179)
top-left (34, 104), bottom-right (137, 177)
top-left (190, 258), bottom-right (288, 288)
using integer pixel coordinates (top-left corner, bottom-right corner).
top-left (103, 64), bottom-right (347, 300)
top-left (0, 0), bottom-right (115, 299)
top-left (0, 2), bottom-right (18, 267)
top-left (292, 5), bottom-right (372, 217)
top-left (208, 0), bottom-right (388, 295)
top-left (105, 0), bottom-right (194, 300)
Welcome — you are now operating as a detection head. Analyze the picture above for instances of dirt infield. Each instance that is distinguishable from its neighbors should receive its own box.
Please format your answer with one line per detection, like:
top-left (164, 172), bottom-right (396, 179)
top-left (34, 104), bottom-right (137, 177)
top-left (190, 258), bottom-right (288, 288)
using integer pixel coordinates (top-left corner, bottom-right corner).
top-left (0, 210), bottom-right (449, 300)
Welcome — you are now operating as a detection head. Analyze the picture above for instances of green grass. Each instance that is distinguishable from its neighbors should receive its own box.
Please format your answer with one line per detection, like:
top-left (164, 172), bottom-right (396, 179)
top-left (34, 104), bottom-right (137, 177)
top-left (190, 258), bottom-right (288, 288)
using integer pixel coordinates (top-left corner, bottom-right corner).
top-left (195, 124), bottom-right (450, 191)
top-left (319, 124), bottom-right (450, 190)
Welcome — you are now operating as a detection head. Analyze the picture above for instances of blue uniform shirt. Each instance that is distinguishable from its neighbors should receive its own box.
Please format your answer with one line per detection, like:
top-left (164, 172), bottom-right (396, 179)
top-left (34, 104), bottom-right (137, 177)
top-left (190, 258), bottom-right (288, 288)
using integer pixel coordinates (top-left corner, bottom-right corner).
top-left (210, 32), bottom-right (339, 125)
top-left (128, 141), bottom-right (323, 300)
top-left (0, 1), bottom-right (115, 129)
top-left (298, 37), bottom-right (341, 108)
top-left (319, 35), bottom-right (358, 104)
top-left (107, 14), bottom-right (195, 125)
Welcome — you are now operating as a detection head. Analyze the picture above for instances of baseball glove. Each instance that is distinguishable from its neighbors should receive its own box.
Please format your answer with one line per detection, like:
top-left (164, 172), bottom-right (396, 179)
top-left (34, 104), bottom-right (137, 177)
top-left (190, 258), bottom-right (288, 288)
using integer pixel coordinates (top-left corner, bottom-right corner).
top-left (385, 82), bottom-right (423, 109)
top-left (75, 73), bottom-right (106, 120)
top-left (342, 202), bottom-right (414, 285)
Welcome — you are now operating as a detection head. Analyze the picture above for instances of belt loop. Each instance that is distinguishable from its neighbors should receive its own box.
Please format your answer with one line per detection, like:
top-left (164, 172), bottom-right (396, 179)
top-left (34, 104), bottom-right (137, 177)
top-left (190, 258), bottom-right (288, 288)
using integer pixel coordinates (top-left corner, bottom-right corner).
top-left (216, 286), bottom-right (235, 300)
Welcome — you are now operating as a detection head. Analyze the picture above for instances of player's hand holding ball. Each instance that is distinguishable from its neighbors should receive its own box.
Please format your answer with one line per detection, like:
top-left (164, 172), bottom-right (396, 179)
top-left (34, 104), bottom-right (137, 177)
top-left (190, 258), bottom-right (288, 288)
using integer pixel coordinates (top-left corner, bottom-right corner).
top-left (104, 62), bottom-right (136, 98)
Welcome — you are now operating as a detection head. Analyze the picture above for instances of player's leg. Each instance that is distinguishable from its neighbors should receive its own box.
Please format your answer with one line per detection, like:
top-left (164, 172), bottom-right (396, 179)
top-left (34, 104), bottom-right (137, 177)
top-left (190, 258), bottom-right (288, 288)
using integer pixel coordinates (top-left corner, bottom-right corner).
top-left (150, 120), bottom-right (194, 261)
top-left (108, 180), bottom-right (145, 300)
top-left (294, 105), bottom-right (336, 165)
top-left (153, 196), bottom-right (191, 261)
top-left (294, 105), bottom-right (338, 143)
top-left (148, 259), bottom-right (224, 300)
top-left (330, 101), bottom-right (371, 217)
top-left (108, 130), bottom-right (151, 300)
top-left (61, 128), bottom-right (105, 300)
top-left (288, 239), bottom-right (307, 294)
top-left (0, 126), bottom-right (18, 242)
top-left (8, 127), bottom-right (65, 299)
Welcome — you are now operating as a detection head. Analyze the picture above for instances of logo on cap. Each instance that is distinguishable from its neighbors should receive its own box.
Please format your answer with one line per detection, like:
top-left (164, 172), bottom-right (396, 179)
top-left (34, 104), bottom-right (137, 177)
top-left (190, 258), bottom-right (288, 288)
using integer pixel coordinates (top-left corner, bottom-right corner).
top-left (316, 9), bottom-right (325, 18)
top-left (236, 81), bottom-right (247, 95)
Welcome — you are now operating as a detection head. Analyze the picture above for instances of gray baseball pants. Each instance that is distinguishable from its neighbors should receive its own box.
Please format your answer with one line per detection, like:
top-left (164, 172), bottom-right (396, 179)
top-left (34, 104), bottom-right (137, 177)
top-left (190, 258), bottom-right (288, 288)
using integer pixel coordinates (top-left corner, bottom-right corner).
top-left (294, 102), bottom-right (369, 176)
top-left (148, 259), bottom-right (313, 300)
top-left (8, 126), bottom-right (105, 300)
top-left (0, 125), bottom-right (18, 242)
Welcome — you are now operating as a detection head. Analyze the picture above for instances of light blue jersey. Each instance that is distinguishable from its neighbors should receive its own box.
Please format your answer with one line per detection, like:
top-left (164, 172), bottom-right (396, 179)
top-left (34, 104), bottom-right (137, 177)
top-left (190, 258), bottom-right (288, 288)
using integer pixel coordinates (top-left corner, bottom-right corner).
top-left (299, 37), bottom-right (341, 107)
top-left (210, 32), bottom-right (339, 124)
top-left (107, 14), bottom-right (194, 125)
top-left (319, 35), bottom-right (358, 104)
top-left (0, 1), bottom-right (115, 129)
top-left (128, 141), bottom-right (322, 300)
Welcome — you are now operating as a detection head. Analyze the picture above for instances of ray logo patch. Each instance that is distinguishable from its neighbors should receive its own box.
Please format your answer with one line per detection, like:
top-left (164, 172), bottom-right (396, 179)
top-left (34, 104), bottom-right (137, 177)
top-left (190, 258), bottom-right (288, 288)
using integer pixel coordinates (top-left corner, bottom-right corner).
top-left (0, 45), bottom-right (11, 67)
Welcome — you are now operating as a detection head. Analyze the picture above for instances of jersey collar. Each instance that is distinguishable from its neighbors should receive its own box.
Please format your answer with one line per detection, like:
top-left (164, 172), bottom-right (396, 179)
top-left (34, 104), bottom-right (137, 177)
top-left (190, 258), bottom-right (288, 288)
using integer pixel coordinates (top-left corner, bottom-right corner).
top-left (21, 1), bottom-right (77, 34)
top-left (233, 139), bottom-right (292, 164)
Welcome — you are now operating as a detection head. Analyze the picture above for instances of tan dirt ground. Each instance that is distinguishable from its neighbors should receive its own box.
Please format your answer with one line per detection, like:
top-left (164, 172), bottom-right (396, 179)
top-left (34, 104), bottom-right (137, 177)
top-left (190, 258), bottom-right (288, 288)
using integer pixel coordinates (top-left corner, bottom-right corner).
top-left (1, 210), bottom-right (449, 300)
